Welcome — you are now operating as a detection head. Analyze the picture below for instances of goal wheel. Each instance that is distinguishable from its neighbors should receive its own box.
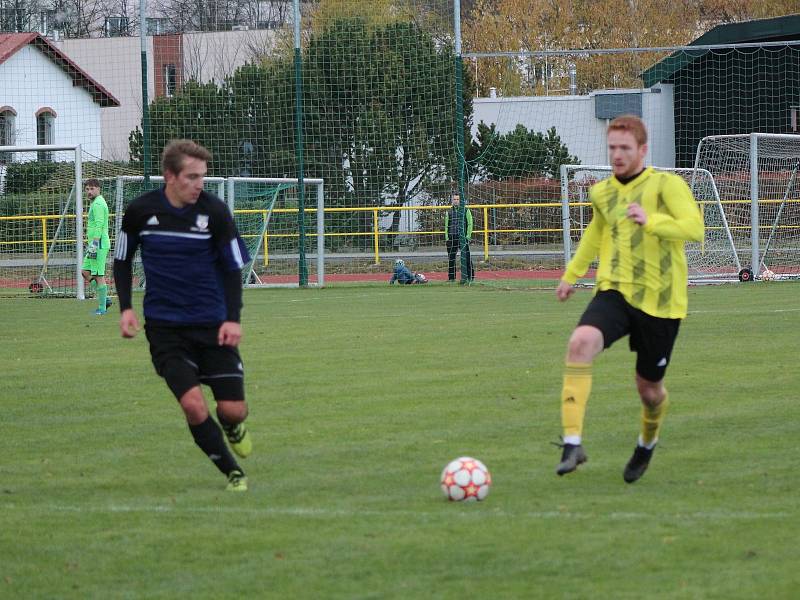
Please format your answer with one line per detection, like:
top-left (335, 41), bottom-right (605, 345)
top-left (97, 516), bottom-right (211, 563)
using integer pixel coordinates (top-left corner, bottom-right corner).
top-left (738, 268), bottom-right (753, 282)
top-left (29, 280), bottom-right (43, 294)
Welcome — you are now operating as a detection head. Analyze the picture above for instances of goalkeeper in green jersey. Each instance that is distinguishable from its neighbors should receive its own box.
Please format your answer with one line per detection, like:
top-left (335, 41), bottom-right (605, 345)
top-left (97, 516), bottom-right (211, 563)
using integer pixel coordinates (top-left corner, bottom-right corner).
top-left (80, 179), bottom-right (112, 315)
top-left (553, 115), bottom-right (704, 483)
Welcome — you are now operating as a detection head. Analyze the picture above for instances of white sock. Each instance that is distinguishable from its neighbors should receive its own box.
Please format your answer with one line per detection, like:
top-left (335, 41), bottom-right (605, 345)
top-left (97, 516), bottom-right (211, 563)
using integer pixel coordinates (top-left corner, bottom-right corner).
top-left (638, 435), bottom-right (657, 450)
top-left (563, 435), bottom-right (581, 446)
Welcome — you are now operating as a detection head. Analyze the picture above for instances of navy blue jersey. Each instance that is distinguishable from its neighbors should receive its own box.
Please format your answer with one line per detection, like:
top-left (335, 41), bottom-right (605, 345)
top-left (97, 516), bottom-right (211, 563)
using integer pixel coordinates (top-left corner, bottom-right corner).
top-left (114, 188), bottom-right (249, 325)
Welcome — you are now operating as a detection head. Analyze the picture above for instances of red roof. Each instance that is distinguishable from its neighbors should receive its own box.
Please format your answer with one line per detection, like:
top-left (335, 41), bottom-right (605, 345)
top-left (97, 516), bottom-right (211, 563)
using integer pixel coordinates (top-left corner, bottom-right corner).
top-left (0, 33), bottom-right (120, 107)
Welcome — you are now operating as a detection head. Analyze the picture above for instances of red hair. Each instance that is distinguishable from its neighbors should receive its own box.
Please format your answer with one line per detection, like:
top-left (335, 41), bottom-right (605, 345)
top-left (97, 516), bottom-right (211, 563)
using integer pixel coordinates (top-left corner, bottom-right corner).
top-left (608, 115), bottom-right (647, 145)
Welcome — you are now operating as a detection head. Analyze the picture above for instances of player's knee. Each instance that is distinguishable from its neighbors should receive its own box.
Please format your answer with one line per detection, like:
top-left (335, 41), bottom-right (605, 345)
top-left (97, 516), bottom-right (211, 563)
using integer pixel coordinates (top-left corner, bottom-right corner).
top-left (217, 400), bottom-right (248, 424)
top-left (178, 387), bottom-right (208, 423)
top-left (566, 327), bottom-right (602, 361)
top-left (637, 381), bottom-right (665, 407)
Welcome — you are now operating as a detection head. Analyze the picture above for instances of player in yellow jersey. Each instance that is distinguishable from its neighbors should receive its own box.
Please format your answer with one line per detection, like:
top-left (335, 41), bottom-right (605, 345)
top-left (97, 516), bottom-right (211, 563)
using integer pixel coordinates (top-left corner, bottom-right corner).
top-left (554, 115), bottom-right (704, 483)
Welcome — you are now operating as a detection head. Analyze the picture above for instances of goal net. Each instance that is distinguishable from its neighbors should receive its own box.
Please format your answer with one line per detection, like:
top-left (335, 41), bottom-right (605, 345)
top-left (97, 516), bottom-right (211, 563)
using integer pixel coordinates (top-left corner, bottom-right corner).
top-left (560, 165), bottom-right (741, 282)
top-left (694, 133), bottom-right (800, 280)
top-left (114, 176), bottom-right (325, 288)
top-left (0, 145), bottom-right (138, 298)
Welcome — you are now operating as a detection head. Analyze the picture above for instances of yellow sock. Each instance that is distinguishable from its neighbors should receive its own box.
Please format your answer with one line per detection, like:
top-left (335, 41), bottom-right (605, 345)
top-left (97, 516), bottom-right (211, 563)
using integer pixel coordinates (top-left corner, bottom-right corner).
top-left (561, 362), bottom-right (592, 442)
top-left (640, 393), bottom-right (669, 447)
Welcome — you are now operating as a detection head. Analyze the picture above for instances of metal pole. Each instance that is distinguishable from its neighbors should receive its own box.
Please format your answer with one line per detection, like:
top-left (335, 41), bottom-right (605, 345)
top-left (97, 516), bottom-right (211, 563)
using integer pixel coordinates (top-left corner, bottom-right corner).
top-left (294, 0), bottom-right (307, 286)
top-left (750, 133), bottom-right (760, 276)
top-left (316, 182), bottom-right (325, 287)
top-left (559, 163), bottom-right (571, 265)
top-left (75, 146), bottom-right (85, 300)
top-left (140, 0), bottom-right (150, 185)
top-left (454, 0), bottom-right (469, 283)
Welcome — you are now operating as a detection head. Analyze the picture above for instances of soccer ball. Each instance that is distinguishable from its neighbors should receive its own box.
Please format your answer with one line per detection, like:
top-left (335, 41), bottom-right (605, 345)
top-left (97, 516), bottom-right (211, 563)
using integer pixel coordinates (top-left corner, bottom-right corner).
top-left (761, 269), bottom-right (775, 281)
top-left (440, 457), bottom-right (492, 502)
top-left (415, 272), bottom-right (428, 283)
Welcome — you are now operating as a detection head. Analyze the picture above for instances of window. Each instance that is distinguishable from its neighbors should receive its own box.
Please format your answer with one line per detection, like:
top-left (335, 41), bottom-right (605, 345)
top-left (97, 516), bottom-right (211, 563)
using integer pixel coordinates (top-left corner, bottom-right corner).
top-left (147, 17), bottom-right (170, 35)
top-left (104, 16), bottom-right (129, 37)
top-left (37, 109), bottom-right (55, 162)
top-left (164, 64), bottom-right (177, 97)
top-left (0, 108), bottom-right (16, 164)
top-left (0, 8), bottom-right (25, 32)
top-left (39, 10), bottom-right (55, 36)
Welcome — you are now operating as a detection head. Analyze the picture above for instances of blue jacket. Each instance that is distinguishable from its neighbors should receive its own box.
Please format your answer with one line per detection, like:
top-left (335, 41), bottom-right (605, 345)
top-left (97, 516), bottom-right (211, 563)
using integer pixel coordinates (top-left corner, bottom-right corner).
top-left (389, 264), bottom-right (416, 284)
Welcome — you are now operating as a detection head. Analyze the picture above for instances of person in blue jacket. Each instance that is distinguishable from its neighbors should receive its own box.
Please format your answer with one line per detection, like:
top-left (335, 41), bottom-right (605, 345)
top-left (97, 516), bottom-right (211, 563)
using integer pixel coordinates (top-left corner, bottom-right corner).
top-left (389, 259), bottom-right (428, 284)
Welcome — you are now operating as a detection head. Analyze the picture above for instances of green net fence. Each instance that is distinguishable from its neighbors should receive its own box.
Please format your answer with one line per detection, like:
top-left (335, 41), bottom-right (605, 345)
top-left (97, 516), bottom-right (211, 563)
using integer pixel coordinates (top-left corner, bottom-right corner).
top-left (2, 3), bottom-right (800, 293)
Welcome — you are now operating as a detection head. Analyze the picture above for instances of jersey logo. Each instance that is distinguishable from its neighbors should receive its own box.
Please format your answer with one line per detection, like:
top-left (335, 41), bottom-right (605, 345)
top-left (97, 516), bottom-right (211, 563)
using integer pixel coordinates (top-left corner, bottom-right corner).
top-left (656, 357), bottom-right (668, 367)
top-left (146, 215), bottom-right (159, 225)
top-left (192, 214), bottom-right (209, 232)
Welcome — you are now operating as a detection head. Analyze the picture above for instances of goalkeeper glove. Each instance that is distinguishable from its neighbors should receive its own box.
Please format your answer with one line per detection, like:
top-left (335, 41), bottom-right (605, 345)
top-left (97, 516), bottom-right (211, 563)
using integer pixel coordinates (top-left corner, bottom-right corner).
top-left (86, 240), bottom-right (99, 259)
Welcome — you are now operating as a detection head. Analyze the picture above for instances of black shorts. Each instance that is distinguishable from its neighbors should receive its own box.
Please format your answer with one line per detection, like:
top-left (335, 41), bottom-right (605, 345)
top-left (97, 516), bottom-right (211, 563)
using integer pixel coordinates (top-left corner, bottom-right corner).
top-left (145, 323), bottom-right (245, 401)
top-left (578, 290), bottom-right (681, 382)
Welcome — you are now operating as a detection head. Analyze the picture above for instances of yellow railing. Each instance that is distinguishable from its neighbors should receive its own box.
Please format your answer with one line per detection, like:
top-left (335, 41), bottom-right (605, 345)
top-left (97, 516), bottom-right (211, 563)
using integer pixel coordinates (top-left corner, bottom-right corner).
top-left (233, 203), bottom-right (569, 265)
top-left (2, 199), bottom-right (799, 266)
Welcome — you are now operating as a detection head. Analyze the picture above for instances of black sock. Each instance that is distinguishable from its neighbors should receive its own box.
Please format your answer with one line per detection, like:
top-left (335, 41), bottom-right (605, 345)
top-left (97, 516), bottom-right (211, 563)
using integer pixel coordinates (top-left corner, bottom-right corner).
top-left (188, 416), bottom-right (242, 476)
top-left (217, 412), bottom-right (236, 435)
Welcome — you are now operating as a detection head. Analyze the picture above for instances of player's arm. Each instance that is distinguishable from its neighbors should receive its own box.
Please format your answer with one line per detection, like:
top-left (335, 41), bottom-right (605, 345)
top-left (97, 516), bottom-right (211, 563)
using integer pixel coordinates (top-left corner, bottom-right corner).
top-left (213, 204), bottom-right (250, 346)
top-left (84, 203), bottom-right (101, 256)
top-left (97, 199), bottom-right (110, 248)
top-left (87, 202), bottom-right (104, 245)
top-left (113, 207), bottom-right (141, 337)
top-left (219, 269), bottom-right (243, 346)
top-left (561, 211), bottom-right (604, 286)
top-left (639, 177), bottom-right (704, 242)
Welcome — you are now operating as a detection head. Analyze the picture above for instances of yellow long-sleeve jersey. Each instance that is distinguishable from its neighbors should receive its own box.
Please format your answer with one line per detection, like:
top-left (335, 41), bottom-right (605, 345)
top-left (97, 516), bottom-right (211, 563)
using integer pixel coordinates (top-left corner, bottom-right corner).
top-left (562, 167), bottom-right (704, 319)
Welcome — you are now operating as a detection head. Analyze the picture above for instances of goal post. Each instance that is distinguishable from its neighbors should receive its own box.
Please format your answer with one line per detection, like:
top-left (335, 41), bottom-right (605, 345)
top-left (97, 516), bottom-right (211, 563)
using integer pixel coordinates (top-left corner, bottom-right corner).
top-left (694, 133), bottom-right (800, 280)
top-left (560, 164), bottom-right (742, 282)
top-left (0, 144), bottom-right (87, 298)
top-left (226, 177), bottom-right (325, 288)
top-left (114, 175), bottom-right (326, 288)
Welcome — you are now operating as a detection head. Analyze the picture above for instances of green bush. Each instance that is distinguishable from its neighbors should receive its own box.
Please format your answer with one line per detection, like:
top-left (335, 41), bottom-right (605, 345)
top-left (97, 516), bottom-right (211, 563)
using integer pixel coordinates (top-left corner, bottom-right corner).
top-left (3, 161), bottom-right (61, 194)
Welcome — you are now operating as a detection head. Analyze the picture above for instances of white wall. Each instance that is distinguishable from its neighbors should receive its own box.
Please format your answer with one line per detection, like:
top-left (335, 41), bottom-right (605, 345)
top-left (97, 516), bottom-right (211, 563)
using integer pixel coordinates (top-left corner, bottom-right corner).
top-left (56, 36), bottom-right (154, 163)
top-left (472, 85), bottom-right (676, 169)
top-left (0, 45), bottom-right (101, 158)
top-left (183, 29), bottom-right (278, 85)
top-left (55, 30), bottom-right (279, 162)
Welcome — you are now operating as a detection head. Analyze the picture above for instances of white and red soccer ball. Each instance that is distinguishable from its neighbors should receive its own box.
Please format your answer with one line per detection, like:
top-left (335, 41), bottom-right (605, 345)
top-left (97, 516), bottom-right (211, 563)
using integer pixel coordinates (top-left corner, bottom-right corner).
top-left (761, 268), bottom-right (776, 281)
top-left (440, 456), bottom-right (492, 502)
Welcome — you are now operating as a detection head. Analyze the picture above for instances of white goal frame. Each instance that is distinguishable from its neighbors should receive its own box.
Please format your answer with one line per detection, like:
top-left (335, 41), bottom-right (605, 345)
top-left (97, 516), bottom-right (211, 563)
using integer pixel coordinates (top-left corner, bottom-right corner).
top-left (693, 133), bottom-right (800, 280)
top-left (559, 164), bottom-right (741, 282)
top-left (0, 144), bottom-right (88, 297)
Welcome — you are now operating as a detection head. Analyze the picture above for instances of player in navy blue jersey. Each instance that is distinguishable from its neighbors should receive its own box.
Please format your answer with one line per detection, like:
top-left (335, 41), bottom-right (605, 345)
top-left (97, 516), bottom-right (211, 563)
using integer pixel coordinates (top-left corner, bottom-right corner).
top-left (113, 140), bottom-right (252, 492)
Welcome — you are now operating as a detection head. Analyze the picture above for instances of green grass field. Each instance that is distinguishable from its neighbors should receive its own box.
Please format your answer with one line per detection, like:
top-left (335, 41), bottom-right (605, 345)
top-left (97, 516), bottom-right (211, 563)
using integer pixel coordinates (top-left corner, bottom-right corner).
top-left (2, 281), bottom-right (798, 599)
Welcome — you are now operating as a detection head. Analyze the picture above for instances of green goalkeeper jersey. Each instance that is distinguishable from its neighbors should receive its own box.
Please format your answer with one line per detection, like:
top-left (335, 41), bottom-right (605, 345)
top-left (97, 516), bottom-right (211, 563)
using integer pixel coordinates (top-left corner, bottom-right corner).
top-left (87, 195), bottom-right (110, 249)
top-left (562, 168), bottom-right (704, 319)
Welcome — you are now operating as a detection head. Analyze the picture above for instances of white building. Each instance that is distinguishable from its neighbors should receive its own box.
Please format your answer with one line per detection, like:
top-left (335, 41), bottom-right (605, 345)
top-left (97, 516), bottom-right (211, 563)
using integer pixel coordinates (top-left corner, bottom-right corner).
top-left (472, 85), bottom-right (676, 168)
top-left (52, 29), bottom-right (278, 161)
top-left (0, 32), bottom-right (119, 159)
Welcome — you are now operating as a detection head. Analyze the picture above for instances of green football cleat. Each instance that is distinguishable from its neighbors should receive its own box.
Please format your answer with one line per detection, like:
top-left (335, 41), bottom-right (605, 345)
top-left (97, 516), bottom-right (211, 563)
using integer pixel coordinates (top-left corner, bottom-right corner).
top-left (226, 469), bottom-right (248, 492)
top-left (94, 308), bottom-right (107, 316)
top-left (223, 422), bottom-right (252, 458)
